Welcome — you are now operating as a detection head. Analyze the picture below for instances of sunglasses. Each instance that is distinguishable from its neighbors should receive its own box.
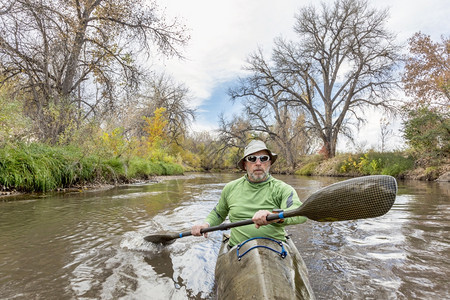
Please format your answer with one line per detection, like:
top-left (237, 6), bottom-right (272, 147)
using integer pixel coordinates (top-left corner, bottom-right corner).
top-left (245, 155), bottom-right (271, 163)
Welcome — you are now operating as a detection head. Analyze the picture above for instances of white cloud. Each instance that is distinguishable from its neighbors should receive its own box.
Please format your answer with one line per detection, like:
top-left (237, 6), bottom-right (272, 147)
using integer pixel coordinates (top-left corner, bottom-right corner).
top-left (377, 0), bottom-right (450, 41)
top-left (155, 0), bottom-right (300, 108)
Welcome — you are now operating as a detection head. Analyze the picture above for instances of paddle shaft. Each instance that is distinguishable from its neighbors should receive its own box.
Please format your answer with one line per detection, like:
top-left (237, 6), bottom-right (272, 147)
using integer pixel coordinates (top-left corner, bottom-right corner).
top-left (177, 212), bottom-right (283, 239)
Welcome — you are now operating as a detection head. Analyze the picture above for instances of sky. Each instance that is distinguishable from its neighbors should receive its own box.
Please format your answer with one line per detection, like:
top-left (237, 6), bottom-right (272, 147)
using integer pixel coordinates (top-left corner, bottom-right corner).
top-left (152, 0), bottom-right (449, 152)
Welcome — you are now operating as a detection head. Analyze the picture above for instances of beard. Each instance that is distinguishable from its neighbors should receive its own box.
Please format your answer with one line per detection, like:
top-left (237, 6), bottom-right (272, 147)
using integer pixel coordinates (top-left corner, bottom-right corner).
top-left (248, 168), bottom-right (270, 182)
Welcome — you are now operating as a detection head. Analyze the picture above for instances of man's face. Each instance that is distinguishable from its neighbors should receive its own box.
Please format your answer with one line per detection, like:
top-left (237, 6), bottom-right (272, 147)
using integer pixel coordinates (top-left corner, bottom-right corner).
top-left (244, 150), bottom-right (272, 183)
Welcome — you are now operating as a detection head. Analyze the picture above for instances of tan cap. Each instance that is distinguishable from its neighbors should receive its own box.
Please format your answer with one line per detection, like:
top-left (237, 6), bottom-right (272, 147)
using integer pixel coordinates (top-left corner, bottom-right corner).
top-left (237, 140), bottom-right (277, 170)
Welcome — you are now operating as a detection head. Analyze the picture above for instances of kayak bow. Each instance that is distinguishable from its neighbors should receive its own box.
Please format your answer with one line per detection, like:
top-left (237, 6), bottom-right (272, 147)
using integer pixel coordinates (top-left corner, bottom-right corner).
top-left (215, 234), bottom-right (315, 299)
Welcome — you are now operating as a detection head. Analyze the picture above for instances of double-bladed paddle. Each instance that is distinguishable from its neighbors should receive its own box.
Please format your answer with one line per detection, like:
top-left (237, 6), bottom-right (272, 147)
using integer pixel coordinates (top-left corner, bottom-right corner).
top-left (144, 175), bottom-right (397, 244)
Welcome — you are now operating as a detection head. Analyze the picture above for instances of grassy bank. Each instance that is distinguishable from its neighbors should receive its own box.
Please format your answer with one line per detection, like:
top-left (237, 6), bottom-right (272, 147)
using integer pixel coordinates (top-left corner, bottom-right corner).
top-left (1, 142), bottom-right (448, 194)
top-left (0, 143), bottom-right (184, 192)
top-left (296, 150), bottom-right (449, 181)
top-left (297, 151), bottom-right (413, 177)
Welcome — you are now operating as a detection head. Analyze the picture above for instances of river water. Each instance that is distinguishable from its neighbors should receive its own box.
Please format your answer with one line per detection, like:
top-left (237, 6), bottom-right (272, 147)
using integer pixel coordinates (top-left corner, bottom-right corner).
top-left (0, 173), bottom-right (448, 299)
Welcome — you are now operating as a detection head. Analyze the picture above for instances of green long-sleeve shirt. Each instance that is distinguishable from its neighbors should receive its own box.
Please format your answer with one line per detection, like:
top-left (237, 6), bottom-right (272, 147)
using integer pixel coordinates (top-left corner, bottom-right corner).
top-left (205, 175), bottom-right (307, 247)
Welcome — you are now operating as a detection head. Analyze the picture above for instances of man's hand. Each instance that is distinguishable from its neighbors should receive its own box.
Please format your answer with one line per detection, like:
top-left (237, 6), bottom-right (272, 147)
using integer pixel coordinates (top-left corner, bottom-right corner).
top-left (191, 223), bottom-right (210, 237)
top-left (252, 210), bottom-right (278, 229)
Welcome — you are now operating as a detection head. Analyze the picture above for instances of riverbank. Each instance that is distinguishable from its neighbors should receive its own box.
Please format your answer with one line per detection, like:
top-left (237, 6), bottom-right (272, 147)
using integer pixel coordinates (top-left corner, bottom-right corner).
top-left (3, 164), bottom-right (449, 200)
top-left (294, 151), bottom-right (450, 182)
top-left (2, 143), bottom-right (449, 199)
top-left (0, 142), bottom-right (185, 196)
top-left (0, 174), bottom-right (194, 199)
top-left (317, 159), bottom-right (450, 181)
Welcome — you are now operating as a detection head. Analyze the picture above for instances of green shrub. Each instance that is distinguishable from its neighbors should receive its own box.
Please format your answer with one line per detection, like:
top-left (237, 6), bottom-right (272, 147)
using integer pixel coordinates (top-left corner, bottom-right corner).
top-left (381, 164), bottom-right (404, 177)
top-left (337, 151), bottom-right (414, 176)
top-left (0, 143), bottom-right (78, 191)
top-left (296, 162), bottom-right (318, 176)
top-left (128, 157), bottom-right (151, 178)
top-left (159, 161), bottom-right (184, 175)
top-left (0, 142), bottom-right (184, 192)
top-left (403, 107), bottom-right (450, 157)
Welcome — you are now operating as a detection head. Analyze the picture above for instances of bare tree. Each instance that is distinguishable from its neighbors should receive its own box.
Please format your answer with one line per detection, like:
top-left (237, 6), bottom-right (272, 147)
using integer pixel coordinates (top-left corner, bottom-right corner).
top-left (379, 117), bottom-right (393, 152)
top-left (218, 114), bottom-right (252, 149)
top-left (0, 0), bottom-right (15, 15)
top-left (233, 0), bottom-right (401, 158)
top-left (227, 57), bottom-right (313, 172)
top-left (0, 0), bottom-right (189, 143)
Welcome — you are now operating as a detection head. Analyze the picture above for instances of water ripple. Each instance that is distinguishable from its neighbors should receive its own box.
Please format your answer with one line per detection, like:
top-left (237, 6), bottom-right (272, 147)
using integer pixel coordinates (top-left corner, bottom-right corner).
top-left (1, 174), bottom-right (448, 299)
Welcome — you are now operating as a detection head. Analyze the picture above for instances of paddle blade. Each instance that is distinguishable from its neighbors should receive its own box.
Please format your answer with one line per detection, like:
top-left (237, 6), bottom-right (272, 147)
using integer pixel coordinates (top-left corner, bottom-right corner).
top-left (144, 233), bottom-right (179, 244)
top-left (297, 175), bottom-right (397, 222)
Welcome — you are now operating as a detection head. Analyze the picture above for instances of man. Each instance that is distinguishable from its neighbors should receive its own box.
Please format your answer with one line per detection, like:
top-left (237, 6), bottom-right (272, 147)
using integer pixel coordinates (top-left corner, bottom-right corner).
top-left (191, 139), bottom-right (307, 247)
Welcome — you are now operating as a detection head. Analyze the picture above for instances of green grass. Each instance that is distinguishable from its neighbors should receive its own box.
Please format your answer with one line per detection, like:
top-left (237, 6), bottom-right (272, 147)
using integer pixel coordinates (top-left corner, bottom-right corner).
top-left (336, 151), bottom-right (415, 177)
top-left (127, 157), bottom-right (182, 178)
top-left (0, 143), bottom-right (184, 192)
top-left (295, 162), bottom-right (319, 176)
top-left (293, 151), bottom-right (415, 178)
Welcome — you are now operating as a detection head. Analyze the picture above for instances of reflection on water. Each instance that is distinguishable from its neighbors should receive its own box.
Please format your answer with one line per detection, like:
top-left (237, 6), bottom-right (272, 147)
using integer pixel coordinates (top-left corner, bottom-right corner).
top-left (0, 173), bottom-right (448, 299)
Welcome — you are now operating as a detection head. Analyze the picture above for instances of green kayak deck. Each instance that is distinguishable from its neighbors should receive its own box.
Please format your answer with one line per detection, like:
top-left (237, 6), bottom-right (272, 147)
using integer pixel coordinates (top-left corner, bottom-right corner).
top-left (215, 234), bottom-right (316, 299)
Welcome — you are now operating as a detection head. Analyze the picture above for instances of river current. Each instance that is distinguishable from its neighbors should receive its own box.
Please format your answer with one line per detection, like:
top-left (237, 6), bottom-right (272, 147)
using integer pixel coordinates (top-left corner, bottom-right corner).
top-left (0, 173), bottom-right (448, 299)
